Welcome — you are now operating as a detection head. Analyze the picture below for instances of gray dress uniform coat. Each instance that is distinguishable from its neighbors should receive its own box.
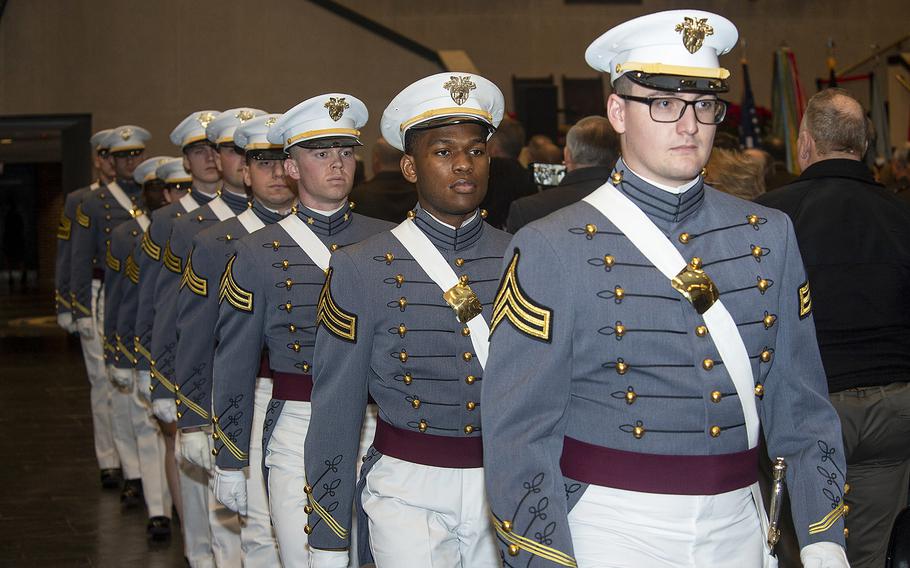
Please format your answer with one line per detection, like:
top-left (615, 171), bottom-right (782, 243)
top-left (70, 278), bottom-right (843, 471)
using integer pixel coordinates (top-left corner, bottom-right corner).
top-left (481, 161), bottom-right (847, 567)
top-left (106, 218), bottom-right (145, 370)
top-left (150, 190), bottom-right (248, 403)
top-left (173, 201), bottom-right (285, 429)
top-left (134, 191), bottom-right (215, 372)
top-left (55, 183), bottom-right (98, 317)
top-left (302, 207), bottom-right (510, 552)
top-left (212, 202), bottom-right (391, 470)
top-left (70, 179), bottom-right (143, 321)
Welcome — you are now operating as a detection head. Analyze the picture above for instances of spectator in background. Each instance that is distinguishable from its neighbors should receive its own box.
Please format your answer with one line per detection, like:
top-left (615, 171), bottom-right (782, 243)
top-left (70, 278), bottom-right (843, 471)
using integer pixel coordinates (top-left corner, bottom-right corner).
top-left (506, 116), bottom-right (618, 233)
top-left (520, 134), bottom-right (563, 167)
top-left (757, 88), bottom-right (910, 568)
top-left (349, 138), bottom-right (416, 223)
top-left (482, 116), bottom-right (536, 228)
top-left (705, 147), bottom-right (765, 200)
top-left (763, 136), bottom-right (797, 190)
top-left (889, 143), bottom-right (910, 202)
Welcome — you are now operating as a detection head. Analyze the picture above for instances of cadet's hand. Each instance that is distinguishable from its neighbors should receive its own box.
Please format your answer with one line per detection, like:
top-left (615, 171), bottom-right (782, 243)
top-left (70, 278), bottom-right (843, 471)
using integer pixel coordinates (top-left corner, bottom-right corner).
top-left (308, 548), bottom-right (350, 568)
top-left (800, 542), bottom-right (850, 568)
top-left (179, 429), bottom-right (212, 470)
top-left (75, 317), bottom-right (94, 340)
top-left (57, 312), bottom-right (76, 333)
top-left (110, 367), bottom-right (134, 390)
top-left (152, 399), bottom-right (177, 423)
top-left (136, 371), bottom-right (152, 403)
top-left (213, 467), bottom-right (247, 515)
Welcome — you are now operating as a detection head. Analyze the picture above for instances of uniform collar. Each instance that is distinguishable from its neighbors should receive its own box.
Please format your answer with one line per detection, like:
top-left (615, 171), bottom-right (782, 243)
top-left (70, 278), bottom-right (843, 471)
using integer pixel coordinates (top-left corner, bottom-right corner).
top-left (190, 188), bottom-right (216, 206)
top-left (612, 158), bottom-right (704, 223)
top-left (412, 204), bottom-right (484, 251)
top-left (251, 200), bottom-right (286, 224)
top-left (116, 178), bottom-right (142, 195)
top-left (220, 189), bottom-right (249, 214)
top-left (293, 201), bottom-right (353, 236)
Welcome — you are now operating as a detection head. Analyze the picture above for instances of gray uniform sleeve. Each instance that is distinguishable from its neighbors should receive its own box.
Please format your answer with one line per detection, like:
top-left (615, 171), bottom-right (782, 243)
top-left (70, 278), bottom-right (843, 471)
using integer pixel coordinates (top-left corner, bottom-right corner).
top-left (482, 227), bottom-right (579, 567)
top-left (69, 194), bottom-right (97, 320)
top-left (761, 217), bottom-right (847, 548)
top-left (54, 192), bottom-right (79, 315)
top-left (304, 249), bottom-right (372, 551)
top-left (103, 240), bottom-right (125, 365)
top-left (135, 216), bottom-right (169, 371)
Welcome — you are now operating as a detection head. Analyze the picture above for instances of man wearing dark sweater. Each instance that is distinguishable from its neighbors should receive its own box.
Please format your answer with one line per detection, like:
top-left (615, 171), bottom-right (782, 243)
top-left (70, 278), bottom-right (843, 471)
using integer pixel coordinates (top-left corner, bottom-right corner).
top-left (349, 137), bottom-right (416, 223)
top-left (757, 88), bottom-right (910, 568)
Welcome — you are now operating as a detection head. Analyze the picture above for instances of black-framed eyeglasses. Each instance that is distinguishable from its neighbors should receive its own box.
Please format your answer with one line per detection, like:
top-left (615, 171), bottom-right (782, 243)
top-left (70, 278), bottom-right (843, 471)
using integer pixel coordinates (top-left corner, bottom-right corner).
top-left (619, 95), bottom-right (727, 125)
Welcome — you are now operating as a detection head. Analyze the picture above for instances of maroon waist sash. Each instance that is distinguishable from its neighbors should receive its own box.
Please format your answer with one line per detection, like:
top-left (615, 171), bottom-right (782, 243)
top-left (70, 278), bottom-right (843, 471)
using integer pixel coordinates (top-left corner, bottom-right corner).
top-left (272, 370), bottom-right (313, 401)
top-left (560, 436), bottom-right (758, 495)
top-left (257, 351), bottom-right (272, 379)
top-left (373, 418), bottom-right (483, 469)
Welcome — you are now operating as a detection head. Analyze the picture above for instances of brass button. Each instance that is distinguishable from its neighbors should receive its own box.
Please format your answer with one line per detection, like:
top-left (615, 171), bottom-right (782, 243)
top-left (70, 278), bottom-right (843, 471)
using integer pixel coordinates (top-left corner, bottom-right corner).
top-left (175, 399), bottom-right (181, 406)
top-left (406, 210), bottom-right (416, 219)
top-left (702, 358), bottom-right (714, 371)
top-left (304, 505), bottom-right (313, 514)
top-left (131, 230), bottom-right (138, 236)
top-left (196, 215), bottom-right (204, 222)
top-left (397, 324), bottom-right (407, 338)
top-left (212, 432), bottom-right (219, 440)
top-left (754, 383), bottom-right (765, 398)
top-left (459, 274), bottom-right (469, 285)
top-left (614, 285), bottom-right (625, 300)
top-left (689, 257), bottom-right (702, 270)
top-left (843, 504), bottom-right (850, 516)
top-left (211, 447), bottom-right (219, 456)
top-left (403, 373), bottom-right (412, 385)
top-left (465, 375), bottom-right (476, 385)
top-left (398, 350), bottom-right (408, 363)
top-left (763, 313), bottom-right (776, 329)
top-left (461, 327), bottom-right (470, 337)
top-left (480, 209), bottom-right (488, 219)
top-left (174, 383), bottom-right (180, 392)
top-left (844, 527), bottom-right (849, 539)
top-left (466, 401), bottom-right (476, 411)
top-left (760, 349), bottom-right (772, 363)
top-left (285, 278), bottom-right (293, 290)
top-left (411, 398), bottom-right (420, 409)
top-left (281, 259), bottom-right (289, 270)
top-left (710, 425), bottom-right (722, 438)
top-left (302, 362), bottom-right (311, 373)
top-left (463, 352), bottom-right (473, 362)
top-left (418, 419), bottom-right (428, 432)
top-left (394, 274), bottom-right (404, 287)
top-left (104, 204), bottom-right (111, 210)
top-left (104, 227), bottom-right (111, 233)
top-left (289, 324), bottom-right (296, 333)
top-left (679, 232), bottom-right (690, 244)
top-left (502, 520), bottom-right (513, 532)
top-left (384, 252), bottom-right (394, 264)
top-left (584, 223), bottom-right (597, 238)
top-left (625, 389), bottom-right (637, 404)
top-left (747, 214), bottom-right (760, 226)
top-left (463, 424), bottom-right (474, 434)
top-left (225, 234), bottom-right (232, 241)
top-left (610, 171), bottom-right (623, 185)
top-left (303, 484), bottom-right (312, 494)
top-left (104, 214), bottom-right (111, 220)
top-left (292, 342), bottom-right (301, 353)
top-left (508, 544), bottom-right (520, 556)
top-left (285, 302), bottom-right (293, 313)
top-left (633, 424), bottom-right (645, 439)
top-left (348, 201), bottom-right (356, 210)
top-left (844, 483), bottom-right (851, 495)
top-left (695, 325), bottom-right (708, 337)
top-left (614, 322), bottom-right (626, 338)
top-left (757, 278), bottom-right (770, 293)
top-left (615, 360), bottom-right (629, 375)
top-left (272, 240), bottom-right (280, 251)
top-left (603, 255), bottom-right (615, 268)
top-left (711, 390), bottom-right (722, 403)
top-left (455, 258), bottom-right (465, 267)
top-left (751, 245), bottom-right (763, 258)
top-left (175, 411), bottom-right (182, 419)
top-left (303, 524), bottom-right (312, 535)
top-left (329, 243), bottom-right (339, 252)
top-left (398, 297), bottom-right (407, 311)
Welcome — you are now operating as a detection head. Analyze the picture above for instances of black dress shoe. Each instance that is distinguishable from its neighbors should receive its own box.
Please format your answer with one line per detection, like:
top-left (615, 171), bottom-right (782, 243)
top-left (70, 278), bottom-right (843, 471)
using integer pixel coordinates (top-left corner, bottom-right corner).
top-left (147, 516), bottom-right (171, 541)
top-left (120, 478), bottom-right (144, 508)
top-left (100, 468), bottom-right (122, 490)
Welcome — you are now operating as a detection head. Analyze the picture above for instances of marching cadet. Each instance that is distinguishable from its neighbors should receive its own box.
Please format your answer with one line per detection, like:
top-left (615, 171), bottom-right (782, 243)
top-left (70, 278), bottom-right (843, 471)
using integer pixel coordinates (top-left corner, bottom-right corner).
top-left (211, 94), bottom-right (391, 568)
top-left (481, 10), bottom-right (849, 568)
top-left (104, 155), bottom-right (174, 540)
top-left (302, 74), bottom-right (508, 567)
top-left (177, 114), bottom-right (293, 566)
top-left (54, 128), bottom-right (122, 489)
top-left (70, 125), bottom-right (150, 507)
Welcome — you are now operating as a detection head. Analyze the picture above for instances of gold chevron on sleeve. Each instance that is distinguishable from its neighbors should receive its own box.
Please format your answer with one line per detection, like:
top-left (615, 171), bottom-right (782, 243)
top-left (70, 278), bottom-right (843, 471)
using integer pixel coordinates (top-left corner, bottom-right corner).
top-left (315, 267), bottom-right (357, 342)
top-left (141, 230), bottom-right (162, 261)
top-left (180, 254), bottom-right (208, 297)
top-left (105, 241), bottom-right (121, 272)
top-left (75, 203), bottom-right (90, 228)
top-left (57, 214), bottom-right (72, 240)
top-left (125, 254), bottom-right (140, 284)
top-left (491, 512), bottom-right (577, 567)
top-left (808, 502), bottom-right (846, 535)
top-left (490, 249), bottom-right (552, 342)
top-left (163, 240), bottom-right (183, 274)
top-left (218, 255), bottom-right (253, 312)
top-left (305, 479), bottom-right (349, 540)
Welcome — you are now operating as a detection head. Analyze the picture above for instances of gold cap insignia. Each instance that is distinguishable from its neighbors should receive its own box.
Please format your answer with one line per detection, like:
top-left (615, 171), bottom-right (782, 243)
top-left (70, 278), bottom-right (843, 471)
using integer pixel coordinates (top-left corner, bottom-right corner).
top-left (264, 116), bottom-right (278, 127)
top-left (120, 128), bottom-right (133, 140)
top-left (235, 110), bottom-right (255, 122)
top-left (198, 111), bottom-right (217, 128)
top-left (675, 17), bottom-right (714, 54)
top-left (443, 76), bottom-right (477, 106)
top-left (324, 97), bottom-right (350, 122)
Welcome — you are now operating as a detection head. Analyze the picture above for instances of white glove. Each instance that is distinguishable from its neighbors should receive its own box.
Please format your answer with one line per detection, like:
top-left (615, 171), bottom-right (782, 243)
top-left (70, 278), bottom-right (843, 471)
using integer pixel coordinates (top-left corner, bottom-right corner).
top-left (110, 367), bottom-right (134, 390)
top-left (179, 429), bottom-right (213, 470)
top-left (213, 466), bottom-right (247, 515)
top-left (57, 312), bottom-right (75, 333)
top-left (308, 548), bottom-right (350, 568)
top-left (75, 317), bottom-right (94, 340)
top-left (152, 398), bottom-right (177, 423)
top-left (800, 542), bottom-right (850, 568)
top-left (136, 370), bottom-right (152, 403)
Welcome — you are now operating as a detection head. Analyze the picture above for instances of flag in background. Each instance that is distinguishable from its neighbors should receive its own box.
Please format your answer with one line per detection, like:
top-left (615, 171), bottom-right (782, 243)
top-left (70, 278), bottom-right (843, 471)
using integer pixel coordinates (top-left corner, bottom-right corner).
top-left (740, 55), bottom-right (761, 149)
top-left (771, 47), bottom-right (805, 174)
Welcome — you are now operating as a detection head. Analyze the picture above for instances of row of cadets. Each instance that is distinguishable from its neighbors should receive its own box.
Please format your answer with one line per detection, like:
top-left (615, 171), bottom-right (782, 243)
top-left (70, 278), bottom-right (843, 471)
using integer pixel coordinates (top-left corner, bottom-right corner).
top-left (210, 94), bottom-right (391, 567)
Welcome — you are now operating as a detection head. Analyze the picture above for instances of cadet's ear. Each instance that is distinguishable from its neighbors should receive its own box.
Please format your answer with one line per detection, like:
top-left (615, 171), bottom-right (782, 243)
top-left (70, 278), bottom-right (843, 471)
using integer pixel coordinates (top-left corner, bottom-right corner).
top-left (182, 155), bottom-right (191, 174)
top-left (400, 153), bottom-right (418, 184)
top-left (214, 150), bottom-right (224, 174)
top-left (606, 94), bottom-right (627, 135)
top-left (284, 155), bottom-right (301, 181)
top-left (242, 163), bottom-right (252, 187)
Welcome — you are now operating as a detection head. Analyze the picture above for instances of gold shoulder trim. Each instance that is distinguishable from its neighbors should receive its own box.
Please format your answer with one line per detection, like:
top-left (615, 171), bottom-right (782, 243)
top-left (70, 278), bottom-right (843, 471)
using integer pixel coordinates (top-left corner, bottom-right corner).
top-left (105, 241), bottom-right (121, 272)
top-left (218, 255), bottom-right (253, 312)
top-left (141, 230), bottom-right (162, 261)
top-left (180, 254), bottom-right (208, 297)
top-left (163, 240), bottom-right (183, 274)
top-left (316, 267), bottom-right (357, 342)
top-left (490, 249), bottom-right (552, 342)
top-left (305, 479), bottom-right (349, 540)
top-left (808, 502), bottom-right (845, 535)
top-left (75, 203), bottom-right (91, 228)
top-left (491, 512), bottom-right (577, 566)
top-left (57, 213), bottom-right (72, 240)
top-left (125, 254), bottom-right (140, 284)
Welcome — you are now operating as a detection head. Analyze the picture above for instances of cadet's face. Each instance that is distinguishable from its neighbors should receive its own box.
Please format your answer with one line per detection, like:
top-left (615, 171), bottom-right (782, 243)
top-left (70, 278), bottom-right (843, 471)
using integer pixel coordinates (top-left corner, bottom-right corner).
top-left (607, 83), bottom-right (716, 187)
top-left (243, 158), bottom-right (295, 211)
top-left (112, 150), bottom-right (144, 179)
top-left (402, 123), bottom-right (489, 225)
top-left (216, 145), bottom-right (246, 189)
top-left (142, 180), bottom-right (167, 211)
top-left (95, 153), bottom-right (116, 180)
top-left (285, 146), bottom-right (356, 209)
top-left (162, 185), bottom-right (190, 204)
top-left (184, 144), bottom-right (221, 184)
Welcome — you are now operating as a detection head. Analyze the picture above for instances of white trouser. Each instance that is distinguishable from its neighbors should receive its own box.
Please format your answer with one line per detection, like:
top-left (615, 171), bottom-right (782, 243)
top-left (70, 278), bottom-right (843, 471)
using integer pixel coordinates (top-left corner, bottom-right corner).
top-left (361, 456), bottom-right (498, 568)
top-left (266, 401), bottom-right (376, 568)
top-left (131, 370), bottom-right (171, 517)
top-left (110, 365), bottom-right (141, 480)
top-left (567, 484), bottom-right (763, 568)
top-left (243, 377), bottom-right (280, 567)
top-left (207, 434), bottom-right (243, 567)
top-left (79, 278), bottom-right (118, 470)
top-left (178, 430), bottom-right (215, 568)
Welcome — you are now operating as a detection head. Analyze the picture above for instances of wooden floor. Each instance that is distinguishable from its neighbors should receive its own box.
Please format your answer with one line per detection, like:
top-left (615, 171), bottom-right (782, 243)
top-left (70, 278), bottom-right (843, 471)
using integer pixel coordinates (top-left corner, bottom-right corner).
top-left (0, 289), bottom-right (186, 567)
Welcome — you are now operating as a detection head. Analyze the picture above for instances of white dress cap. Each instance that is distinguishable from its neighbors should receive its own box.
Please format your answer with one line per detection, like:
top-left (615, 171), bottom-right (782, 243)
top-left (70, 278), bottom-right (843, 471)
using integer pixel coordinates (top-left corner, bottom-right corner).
top-left (169, 110), bottom-right (222, 149)
top-left (155, 157), bottom-right (192, 184)
top-left (104, 125), bottom-right (151, 153)
top-left (91, 129), bottom-right (114, 152)
top-left (133, 156), bottom-right (175, 184)
top-left (206, 108), bottom-right (268, 145)
top-left (267, 94), bottom-right (368, 151)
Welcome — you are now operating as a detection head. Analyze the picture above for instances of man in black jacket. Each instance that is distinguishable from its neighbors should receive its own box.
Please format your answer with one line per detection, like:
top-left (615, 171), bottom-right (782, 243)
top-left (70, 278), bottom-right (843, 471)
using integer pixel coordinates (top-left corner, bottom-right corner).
top-left (506, 115), bottom-right (618, 233)
top-left (757, 88), bottom-right (910, 568)
top-left (349, 137), bottom-right (416, 222)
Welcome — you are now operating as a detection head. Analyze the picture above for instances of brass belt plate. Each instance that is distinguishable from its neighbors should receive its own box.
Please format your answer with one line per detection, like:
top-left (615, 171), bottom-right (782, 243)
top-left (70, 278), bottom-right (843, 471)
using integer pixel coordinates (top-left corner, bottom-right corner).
top-left (443, 282), bottom-right (482, 323)
top-left (671, 265), bottom-right (719, 315)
